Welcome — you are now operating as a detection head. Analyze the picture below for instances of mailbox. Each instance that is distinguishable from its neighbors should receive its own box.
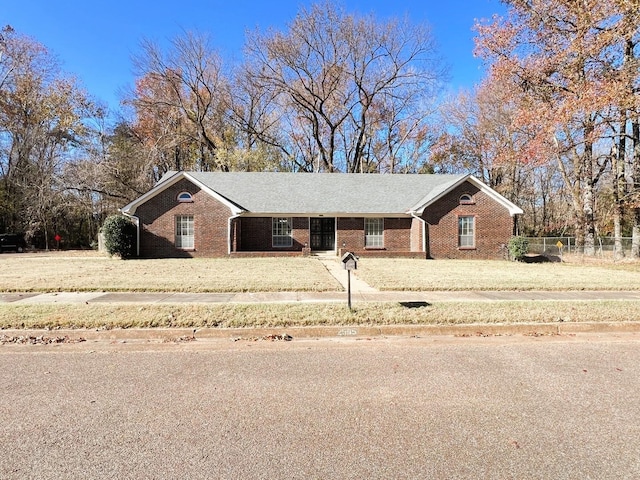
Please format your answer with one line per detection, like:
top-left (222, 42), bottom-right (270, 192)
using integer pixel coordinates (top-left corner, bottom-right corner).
top-left (341, 252), bottom-right (358, 270)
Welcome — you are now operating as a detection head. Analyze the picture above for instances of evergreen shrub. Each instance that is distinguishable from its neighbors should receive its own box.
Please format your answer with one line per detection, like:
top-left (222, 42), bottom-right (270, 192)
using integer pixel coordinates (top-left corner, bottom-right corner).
top-left (102, 215), bottom-right (136, 259)
top-left (508, 236), bottom-right (529, 261)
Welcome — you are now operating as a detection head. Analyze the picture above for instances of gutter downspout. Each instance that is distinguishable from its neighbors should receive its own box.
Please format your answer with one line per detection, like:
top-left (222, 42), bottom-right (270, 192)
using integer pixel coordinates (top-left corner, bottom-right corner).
top-left (120, 211), bottom-right (140, 257)
top-left (410, 211), bottom-right (427, 255)
top-left (228, 213), bottom-right (241, 255)
top-left (133, 216), bottom-right (140, 257)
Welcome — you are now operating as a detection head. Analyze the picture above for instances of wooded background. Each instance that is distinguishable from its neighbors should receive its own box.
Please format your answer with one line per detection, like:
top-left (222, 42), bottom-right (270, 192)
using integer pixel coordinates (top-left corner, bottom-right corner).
top-left (1, 1), bottom-right (638, 256)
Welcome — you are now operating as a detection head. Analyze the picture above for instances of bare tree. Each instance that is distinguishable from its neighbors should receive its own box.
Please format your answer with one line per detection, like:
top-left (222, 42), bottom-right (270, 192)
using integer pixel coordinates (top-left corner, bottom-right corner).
top-left (226, 63), bottom-right (289, 171)
top-left (243, 1), bottom-right (445, 172)
top-left (0, 26), bottom-right (92, 246)
top-left (128, 31), bottom-right (232, 174)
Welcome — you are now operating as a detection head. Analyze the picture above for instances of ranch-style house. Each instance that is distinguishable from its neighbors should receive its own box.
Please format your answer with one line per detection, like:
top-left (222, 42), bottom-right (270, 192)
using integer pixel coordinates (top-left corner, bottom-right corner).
top-left (120, 171), bottom-right (523, 259)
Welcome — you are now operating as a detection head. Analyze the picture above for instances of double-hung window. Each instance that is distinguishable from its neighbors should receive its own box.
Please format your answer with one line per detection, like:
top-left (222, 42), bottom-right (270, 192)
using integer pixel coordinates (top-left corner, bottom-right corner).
top-left (458, 216), bottom-right (475, 248)
top-left (176, 215), bottom-right (194, 249)
top-left (365, 218), bottom-right (384, 248)
top-left (272, 217), bottom-right (293, 247)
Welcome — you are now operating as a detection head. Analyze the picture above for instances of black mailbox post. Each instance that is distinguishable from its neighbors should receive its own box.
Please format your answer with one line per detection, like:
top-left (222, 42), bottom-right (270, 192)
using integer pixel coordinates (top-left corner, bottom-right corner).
top-left (341, 252), bottom-right (358, 309)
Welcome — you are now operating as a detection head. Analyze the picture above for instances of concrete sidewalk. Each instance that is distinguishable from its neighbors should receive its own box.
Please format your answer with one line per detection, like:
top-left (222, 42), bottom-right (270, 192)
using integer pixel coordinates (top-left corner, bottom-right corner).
top-left (2, 289), bottom-right (640, 305)
top-left (3, 289), bottom-right (640, 342)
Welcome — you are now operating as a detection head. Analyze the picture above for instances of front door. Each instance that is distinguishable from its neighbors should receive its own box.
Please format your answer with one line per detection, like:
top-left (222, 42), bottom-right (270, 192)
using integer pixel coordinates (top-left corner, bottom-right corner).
top-left (310, 217), bottom-right (335, 251)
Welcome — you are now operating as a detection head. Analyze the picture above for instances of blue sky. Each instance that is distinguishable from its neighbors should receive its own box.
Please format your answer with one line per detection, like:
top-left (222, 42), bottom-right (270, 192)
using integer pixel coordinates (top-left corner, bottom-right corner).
top-left (3, 0), bottom-right (505, 113)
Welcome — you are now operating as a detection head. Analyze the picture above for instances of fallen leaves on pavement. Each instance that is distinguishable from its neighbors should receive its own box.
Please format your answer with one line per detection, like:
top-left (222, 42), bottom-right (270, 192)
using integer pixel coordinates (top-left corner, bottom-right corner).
top-left (0, 334), bottom-right (86, 345)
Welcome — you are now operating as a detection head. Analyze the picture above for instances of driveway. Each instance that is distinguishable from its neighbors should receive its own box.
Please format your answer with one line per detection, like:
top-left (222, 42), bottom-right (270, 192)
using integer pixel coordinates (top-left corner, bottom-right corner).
top-left (1, 333), bottom-right (639, 479)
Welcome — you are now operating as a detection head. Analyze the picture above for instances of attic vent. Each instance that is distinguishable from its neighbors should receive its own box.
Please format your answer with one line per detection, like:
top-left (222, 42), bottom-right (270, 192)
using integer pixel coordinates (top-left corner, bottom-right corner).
top-left (177, 192), bottom-right (193, 202)
top-left (459, 194), bottom-right (474, 204)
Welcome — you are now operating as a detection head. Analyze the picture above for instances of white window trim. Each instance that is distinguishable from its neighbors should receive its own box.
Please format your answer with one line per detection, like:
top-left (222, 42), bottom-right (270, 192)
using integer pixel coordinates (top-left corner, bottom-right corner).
top-left (365, 217), bottom-right (384, 248)
top-left (458, 215), bottom-right (475, 249)
top-left (177, 192), bottom-right (194, 203)
top-left (459, 193), bottom-right (474, 205)
top-left (176, 215), bottom-right (195, 250)
top-left (272, 217), bottom-right (293, 248)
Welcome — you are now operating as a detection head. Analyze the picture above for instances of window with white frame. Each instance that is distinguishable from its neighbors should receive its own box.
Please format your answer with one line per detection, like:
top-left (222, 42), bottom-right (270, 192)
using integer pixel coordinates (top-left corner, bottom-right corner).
top-left (272, 217), bottom-right (293, 247)
top-left (365, 218), bottom-right (384, 248)
top-left (459, 193), bottom-right (474, 204)
top-left (458, 216), bottom-right (475, 248)
top-left (176, 215), bottom-right (194, 249)
top-left (177, 192), bottom-right (193, 202)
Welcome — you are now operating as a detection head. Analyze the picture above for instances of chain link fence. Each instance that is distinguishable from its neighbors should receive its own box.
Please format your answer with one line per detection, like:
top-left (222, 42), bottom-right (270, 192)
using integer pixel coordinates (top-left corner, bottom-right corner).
top-left (524, 237), bottom-right (635, 258)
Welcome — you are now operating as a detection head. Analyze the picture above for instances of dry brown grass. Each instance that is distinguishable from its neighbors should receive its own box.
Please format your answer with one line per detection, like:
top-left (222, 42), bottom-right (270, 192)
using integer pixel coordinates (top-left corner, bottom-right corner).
top-left (2, 252), bottom-right (639, 330)
top-left (2, 251), bottom-right (639, 293)
top-left (0, 252), bottom-right (341, 292)
top-left (355, 258), bottom-right (640, 291)
top-left (1, 300), bottom-right (638, 330)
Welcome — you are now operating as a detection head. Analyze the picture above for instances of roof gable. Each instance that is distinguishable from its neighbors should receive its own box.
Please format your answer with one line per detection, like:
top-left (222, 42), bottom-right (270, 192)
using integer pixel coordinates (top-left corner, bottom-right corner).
top-left (120, 171), bottom-right (244, 216)
top-left (411, 175), bottom-right (523, 216)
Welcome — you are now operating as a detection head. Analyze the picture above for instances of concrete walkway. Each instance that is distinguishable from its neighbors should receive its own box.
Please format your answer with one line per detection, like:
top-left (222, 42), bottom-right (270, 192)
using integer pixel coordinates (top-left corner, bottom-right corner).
top-left (2, 289), bottom-right (640, 305)
top-left (317, 257), bottom-right (378, 293)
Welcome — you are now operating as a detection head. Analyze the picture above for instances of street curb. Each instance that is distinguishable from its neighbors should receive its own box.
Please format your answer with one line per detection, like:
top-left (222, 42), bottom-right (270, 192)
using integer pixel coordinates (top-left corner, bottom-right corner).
top-left (3, 321), bottom-right (640, 343)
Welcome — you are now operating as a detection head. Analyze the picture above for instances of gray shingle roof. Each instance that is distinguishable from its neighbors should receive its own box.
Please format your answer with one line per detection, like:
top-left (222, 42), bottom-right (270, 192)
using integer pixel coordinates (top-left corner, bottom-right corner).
top-left (180, 171), bottom-right (468, 215)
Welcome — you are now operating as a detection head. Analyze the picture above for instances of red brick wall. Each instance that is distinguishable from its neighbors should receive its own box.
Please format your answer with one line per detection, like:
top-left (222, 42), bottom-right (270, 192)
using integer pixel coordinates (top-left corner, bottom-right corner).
top-left (410, 217), bottom-right (423, 252)
top-left (135, 178), bottom-right (232, 257)
top-left (336, 217), bottom-right (413, 253)
top-left (238, 217), bottom-right (310, 251)
top-left (336, 217), bottom-right (363, 251)
top-left (133, 178), bottom-right (514, 259)
top-left (421, 181), bottom-right (514, 259)
top-left (383, 218), bottom-right (412, 251)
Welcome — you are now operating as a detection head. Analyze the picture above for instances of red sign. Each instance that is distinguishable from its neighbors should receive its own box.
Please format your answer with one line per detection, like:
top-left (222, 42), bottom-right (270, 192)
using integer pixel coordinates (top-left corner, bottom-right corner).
top-left (54, 234), bottom-right (61, 242)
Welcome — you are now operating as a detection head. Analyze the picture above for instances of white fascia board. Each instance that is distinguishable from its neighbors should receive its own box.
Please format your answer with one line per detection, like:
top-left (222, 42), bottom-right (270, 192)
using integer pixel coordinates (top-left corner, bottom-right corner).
top-left (238, 212), bottom-right (410, 218)
top-left (409, 175), bottom-right (467, 215)
top-left (182, 172), bottom-right (245, 215)
top-left (120, 171), bottom-right (184, 216)
top-left (411, 175), bottom-right (523, 216)
top-left (465, 176), bottom-right (524, 216)
top-left (120, 171), bottom-right (245, 216)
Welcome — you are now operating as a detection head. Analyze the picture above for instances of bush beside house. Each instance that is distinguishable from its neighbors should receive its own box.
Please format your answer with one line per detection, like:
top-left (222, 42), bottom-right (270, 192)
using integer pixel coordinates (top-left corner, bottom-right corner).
top-left (102, 215), bottom-right (137, 259)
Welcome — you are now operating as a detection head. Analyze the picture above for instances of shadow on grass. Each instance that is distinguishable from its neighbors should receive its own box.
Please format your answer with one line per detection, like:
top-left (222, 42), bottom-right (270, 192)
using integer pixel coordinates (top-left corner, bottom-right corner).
top-left (399, 301), bottom-right (431, 309)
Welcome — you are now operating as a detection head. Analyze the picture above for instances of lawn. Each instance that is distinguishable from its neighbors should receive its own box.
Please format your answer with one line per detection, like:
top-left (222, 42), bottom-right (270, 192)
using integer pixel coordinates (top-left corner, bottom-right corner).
top-left (1, 300), bottom-right (639, 330)
top-left (355, 257), bottom-right (640, 291)
top-left (0, 252), bottom-right (341, 293)
top-left (1, 251), bottom-right (640, 293)
top-left (2, 252), bottom-right (639, 330)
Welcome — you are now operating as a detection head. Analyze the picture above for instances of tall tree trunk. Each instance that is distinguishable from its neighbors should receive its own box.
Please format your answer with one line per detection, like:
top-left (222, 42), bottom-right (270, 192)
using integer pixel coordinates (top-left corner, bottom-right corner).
top-left (632, 119), bottom-right (640, 258)
top-left (613, 117), bottom-right (627, 260)
top-left (582, 184), bottom-right (595, 256)
top-left (582, 123), bottom-right (596, 256)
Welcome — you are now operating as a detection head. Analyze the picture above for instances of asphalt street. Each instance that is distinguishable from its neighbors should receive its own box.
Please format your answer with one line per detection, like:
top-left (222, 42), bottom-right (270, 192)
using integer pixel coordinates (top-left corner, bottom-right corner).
top-left (1, 333), bottom-right (640, 479)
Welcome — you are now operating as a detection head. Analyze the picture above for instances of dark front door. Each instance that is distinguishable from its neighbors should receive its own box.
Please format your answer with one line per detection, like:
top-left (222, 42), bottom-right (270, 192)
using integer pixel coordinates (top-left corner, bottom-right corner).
top-left (310, 217), bottom-right (335, 251)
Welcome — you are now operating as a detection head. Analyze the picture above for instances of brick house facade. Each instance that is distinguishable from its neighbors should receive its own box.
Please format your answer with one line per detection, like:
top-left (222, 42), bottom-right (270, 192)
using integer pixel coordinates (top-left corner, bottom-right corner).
top-left (121, 171), bottom-right (522, 259)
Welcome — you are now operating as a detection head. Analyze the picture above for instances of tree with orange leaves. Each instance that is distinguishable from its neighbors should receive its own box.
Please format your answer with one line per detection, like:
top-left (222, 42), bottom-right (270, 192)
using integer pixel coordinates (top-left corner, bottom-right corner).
top-left (431, 76), bottom-right (568, 235)
top-left (475, 0), bottom-right (639, 256)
